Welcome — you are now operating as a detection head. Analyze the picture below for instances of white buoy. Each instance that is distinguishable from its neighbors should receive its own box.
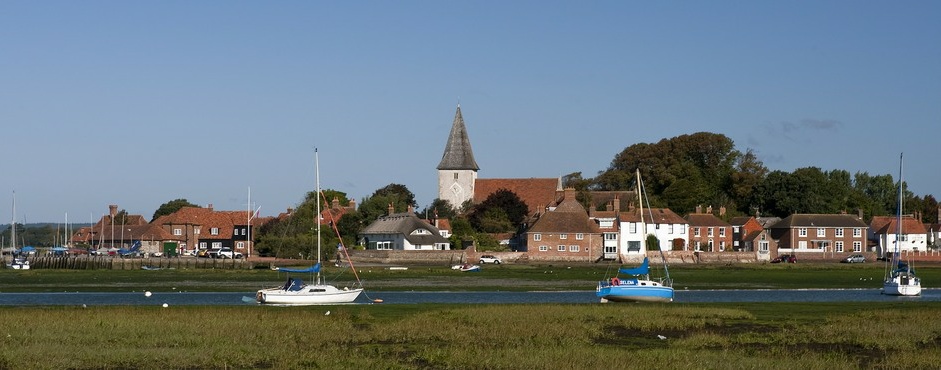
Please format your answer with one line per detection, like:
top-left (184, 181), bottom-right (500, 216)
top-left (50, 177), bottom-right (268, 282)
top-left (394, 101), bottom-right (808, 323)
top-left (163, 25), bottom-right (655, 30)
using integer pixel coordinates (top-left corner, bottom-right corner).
top-left (144, 291), bottom-right (152, 297)
top-left (325, 311), bottom-right (330, 316)
top-left (162, 303), bottom-right (169, 308)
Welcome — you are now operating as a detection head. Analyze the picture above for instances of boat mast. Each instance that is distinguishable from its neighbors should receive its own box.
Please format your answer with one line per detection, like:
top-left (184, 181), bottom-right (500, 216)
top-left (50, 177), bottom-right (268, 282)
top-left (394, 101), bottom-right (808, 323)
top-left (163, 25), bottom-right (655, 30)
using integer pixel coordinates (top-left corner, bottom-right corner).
top-left (895, 153), bottom-right (903, 267)
top-left (10, 190), bottom-right (15, 251)
top-left (315, 148), bottom-right (322, 285)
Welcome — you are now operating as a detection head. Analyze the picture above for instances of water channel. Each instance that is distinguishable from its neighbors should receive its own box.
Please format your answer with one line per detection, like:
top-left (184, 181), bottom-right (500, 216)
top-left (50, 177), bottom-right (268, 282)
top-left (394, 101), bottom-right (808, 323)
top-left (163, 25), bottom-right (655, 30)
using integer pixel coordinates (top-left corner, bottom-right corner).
top-left (1, 289), bottom-right (939, 306)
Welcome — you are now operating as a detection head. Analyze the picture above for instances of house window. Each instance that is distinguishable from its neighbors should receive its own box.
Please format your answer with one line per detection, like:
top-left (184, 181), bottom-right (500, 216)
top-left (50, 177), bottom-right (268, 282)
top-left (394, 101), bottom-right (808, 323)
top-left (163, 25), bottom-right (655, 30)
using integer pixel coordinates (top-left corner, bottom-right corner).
top-left (694, 241), bottom-right (701, 251)
top-left (627, 241), bottom-right (641, 252)
top-left (853, 241), bottom-right (862, 252)
top-left (835, 241), bottom-right (844, 252)
top-left (453, 173), bottom-right (459, 180)
top-left (533, 234), bottom-right (541, 241)
top-left (817, 228), bottom-right (826, 237)
top-left (835, 228), bottom-right (844, 237)
top-left (707, 228), bottom-right (714, 237)
top-left (569, 245), bottom-right (579, 252)
top-left (719, 228), bottom-right (726, 237)
top-left (604, 233), bottom-right (617, 241)
top-left (798, 241), bottom-right (807, 249)
top-left (759, 241), bottom-right (769, 252)
top-left (236, 242), bottom-right (245, 249)
top-left (210, 228), bottom-right (219, 235)
top-left (194, 227), bottom-right (200, 235)
top-left (679, 224), bottom-right (686, 234)
top-left (576, 233), bottom-right (584, 240)
top-left (668, 224), bottom-right (674, 234)
top-left (798, 228), bottom-right (807, 237)
top-left (539, 245), bottom-right (548, 252)
top-left (558, 245), bottom-right (566, 252)
top-left (211, 242), bottom-right (222, 248)
top-left (376, 241), bottom-right (392, 250)
top-left (694, 228), bottom-right (701, 237)
top-left (733, 226), bottom-right (740, 233)
top-left (560, 234), bottom-right (567, 240)
top-left (199, 242), bottom-right (207, 248)
top-left (629, 223), bottom-right (637, 233)
top-left (173, 228), bottom-right (182, 236)
top-left (719, 241), bottom-right (726, 251)
top-left (760, 233), bottom-right (766, 241)
top-left (853, 228), bottom-right (862, 237)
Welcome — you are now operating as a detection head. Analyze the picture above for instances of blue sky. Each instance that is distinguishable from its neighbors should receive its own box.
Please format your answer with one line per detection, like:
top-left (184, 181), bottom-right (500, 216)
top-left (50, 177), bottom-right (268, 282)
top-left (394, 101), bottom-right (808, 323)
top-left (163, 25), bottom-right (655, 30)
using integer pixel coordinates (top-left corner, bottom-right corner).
top-left (2, 1), bottom-right (939, 223)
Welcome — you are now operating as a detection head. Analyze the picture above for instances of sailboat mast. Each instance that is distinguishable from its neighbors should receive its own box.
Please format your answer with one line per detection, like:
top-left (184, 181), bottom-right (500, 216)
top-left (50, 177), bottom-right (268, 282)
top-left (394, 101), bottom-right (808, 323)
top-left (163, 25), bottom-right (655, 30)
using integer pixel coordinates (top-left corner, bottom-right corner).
top-left (896, 153), bottom-right (903, 259)
top-left (315, 148), bottom-right (322, 285)
top-left (10, 190), bottom-right (15, 250)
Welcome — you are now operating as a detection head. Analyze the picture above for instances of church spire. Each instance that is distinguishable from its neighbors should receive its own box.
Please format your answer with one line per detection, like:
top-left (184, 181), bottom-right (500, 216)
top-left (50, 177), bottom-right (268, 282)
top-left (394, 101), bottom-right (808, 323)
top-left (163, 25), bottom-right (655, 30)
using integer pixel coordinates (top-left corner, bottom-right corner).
top-left (437, 104), bottom-right (480, 171)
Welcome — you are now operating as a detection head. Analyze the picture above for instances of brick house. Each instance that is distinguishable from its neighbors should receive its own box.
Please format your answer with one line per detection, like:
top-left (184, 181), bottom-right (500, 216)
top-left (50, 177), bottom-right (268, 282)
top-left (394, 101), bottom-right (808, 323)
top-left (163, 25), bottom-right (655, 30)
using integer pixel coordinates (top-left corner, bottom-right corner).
top-left (729, 216), bottom-right (764, 252)
top-left (524, 188), bottom-right (602, 261)
top-left (155, 205), bottom-right (260, 256)
top-left (768, 214), bottom-right (868, 257)
top-left (686, 209), bottom-right (733, 252)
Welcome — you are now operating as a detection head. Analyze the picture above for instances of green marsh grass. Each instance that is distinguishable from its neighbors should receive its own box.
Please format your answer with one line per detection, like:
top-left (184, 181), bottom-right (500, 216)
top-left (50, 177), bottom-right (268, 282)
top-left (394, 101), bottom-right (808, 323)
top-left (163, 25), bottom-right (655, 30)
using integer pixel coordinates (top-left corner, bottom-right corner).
top-left (2, 303), bottom-right (941, 369)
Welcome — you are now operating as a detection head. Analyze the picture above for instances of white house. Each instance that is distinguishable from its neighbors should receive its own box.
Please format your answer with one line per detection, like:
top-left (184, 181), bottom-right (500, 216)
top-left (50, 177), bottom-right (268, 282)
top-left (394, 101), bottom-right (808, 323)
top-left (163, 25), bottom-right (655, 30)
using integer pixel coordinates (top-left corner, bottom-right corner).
top-left (358, 206), bottom-right (451, 251)
top-left (617, 207), bottom-right (688, 256)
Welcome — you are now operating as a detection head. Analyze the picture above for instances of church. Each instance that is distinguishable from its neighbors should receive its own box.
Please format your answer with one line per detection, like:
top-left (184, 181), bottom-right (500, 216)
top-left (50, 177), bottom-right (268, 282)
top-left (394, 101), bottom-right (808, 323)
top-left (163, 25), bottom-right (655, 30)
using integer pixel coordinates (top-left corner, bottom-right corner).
top-left (436, 104), bottom-right (561, 217)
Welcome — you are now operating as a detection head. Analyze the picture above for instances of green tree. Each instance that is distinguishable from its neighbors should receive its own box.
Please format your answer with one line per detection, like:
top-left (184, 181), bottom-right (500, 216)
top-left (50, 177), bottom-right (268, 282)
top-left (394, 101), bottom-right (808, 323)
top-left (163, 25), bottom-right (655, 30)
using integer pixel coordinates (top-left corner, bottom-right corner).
top-left (419, 198), bottom-right (458, 221)
top-left (151, 199), bottom-right (200, 221)
top-left (371, 184), bottom-right (416, 208)
top-left (468, 189), bottom-right (529, 232)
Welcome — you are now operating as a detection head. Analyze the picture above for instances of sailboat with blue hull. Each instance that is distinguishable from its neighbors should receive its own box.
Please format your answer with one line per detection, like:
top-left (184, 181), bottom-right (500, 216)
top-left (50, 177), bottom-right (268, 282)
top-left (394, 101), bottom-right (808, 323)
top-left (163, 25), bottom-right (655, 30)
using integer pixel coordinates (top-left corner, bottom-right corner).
top-left (596, 169), bottom-right (674, 303)
top-left (596, 257), bottom-right (673, 302)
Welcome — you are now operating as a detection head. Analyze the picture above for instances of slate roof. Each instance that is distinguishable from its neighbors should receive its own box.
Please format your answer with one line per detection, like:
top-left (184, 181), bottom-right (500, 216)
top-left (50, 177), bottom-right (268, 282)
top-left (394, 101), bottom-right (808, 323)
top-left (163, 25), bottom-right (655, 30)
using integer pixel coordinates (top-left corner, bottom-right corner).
top-left (360, 212), bottom-right (450, 246)
top-left (437, 104), bottom-right (479, 171)
top-left (770, 214), bottom-right (868, 228)
top-left (475, 178), bottom-right (560, 216)
top-left (728, 217), bottom-right (753, 227)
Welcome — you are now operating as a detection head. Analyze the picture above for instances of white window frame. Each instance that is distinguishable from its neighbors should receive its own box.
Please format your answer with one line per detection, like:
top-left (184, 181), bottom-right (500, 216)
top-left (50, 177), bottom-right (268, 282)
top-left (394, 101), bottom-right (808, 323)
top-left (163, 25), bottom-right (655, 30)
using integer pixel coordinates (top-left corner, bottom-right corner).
top-left (835, 241), bottom-right (844, 252)
top-left (799, 228), bottom-right (807, 237)
top-left (835, 228), bottom-right (844, 237)
top-left (560, 234), bottom-right (567, 240)
top-left (558, 245), bottom-right (566, 252)
top-left (694, 228), bottom-right (701, 237)
top-left (817, 228), bottom-right (826, 237)
top-left (707, 227), bottom-right (714, 237)
top-left (173, 228), bottom-right (182, 236)
top-left (575, 233), bottom-right (584, 240)
top-left (853, 241), bottom-right (862, 252)
top-left (533, 234), bottom-right (542, 241)
top-left (853, 228), bottom-right (862, 237)
top-left (210, 227), bottom-right (219, 236)
top-left (569, 245), bottom-right (579, 252)
top-left (539, 245), bottom-right (548, 252)
top-left (719, 227), bottom-right (726, 237)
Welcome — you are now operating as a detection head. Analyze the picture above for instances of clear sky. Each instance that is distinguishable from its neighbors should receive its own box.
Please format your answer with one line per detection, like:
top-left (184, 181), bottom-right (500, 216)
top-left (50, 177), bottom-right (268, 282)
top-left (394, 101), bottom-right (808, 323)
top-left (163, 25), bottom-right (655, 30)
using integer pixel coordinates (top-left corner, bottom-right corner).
top-left (2, 1), bottom-right (939, 223)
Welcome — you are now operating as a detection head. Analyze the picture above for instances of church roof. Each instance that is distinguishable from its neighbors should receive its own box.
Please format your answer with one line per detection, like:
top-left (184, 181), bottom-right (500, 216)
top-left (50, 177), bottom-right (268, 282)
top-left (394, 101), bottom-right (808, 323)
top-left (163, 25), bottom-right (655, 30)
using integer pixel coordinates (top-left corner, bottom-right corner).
top-left (437, 104), bottom-right (479, 171)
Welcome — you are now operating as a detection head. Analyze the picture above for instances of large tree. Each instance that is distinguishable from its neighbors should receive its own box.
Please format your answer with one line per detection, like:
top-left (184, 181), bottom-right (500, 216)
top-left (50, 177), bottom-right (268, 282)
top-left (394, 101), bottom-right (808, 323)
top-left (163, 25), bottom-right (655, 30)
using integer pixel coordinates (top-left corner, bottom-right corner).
top-left (468, 189), bottom-right (529, 233)
top-left (152, 199), bottom-right (200, 221)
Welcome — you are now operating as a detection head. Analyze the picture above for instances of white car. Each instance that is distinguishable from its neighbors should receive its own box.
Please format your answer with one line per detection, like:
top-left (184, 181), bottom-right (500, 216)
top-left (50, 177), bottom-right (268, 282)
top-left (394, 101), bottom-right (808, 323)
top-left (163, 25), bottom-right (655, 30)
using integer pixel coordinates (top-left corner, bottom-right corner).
top-left (479, 255), bottom-right (502, 264)
top-left (217, 248), bottom-right (244, 259)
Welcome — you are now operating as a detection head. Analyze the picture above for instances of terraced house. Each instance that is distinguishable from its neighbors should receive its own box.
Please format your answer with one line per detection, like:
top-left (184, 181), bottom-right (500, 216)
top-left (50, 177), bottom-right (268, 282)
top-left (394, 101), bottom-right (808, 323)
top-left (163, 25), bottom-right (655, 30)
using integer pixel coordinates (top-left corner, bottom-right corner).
top-left (769, 214), bottom-right (868, 257)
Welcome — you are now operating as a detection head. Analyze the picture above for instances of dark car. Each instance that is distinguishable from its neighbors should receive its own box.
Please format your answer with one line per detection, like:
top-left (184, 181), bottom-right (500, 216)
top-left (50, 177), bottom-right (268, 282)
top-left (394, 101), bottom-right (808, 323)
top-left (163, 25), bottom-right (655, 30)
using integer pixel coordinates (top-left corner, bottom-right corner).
top-left (771, 254), bottom-right (796, 263)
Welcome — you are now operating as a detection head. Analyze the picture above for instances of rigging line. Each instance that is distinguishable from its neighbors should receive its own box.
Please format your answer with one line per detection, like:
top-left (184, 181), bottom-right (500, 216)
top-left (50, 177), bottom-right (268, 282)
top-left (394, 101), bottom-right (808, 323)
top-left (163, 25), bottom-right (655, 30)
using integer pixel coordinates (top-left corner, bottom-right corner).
top-left (319, 190), bottom-right (363, 287)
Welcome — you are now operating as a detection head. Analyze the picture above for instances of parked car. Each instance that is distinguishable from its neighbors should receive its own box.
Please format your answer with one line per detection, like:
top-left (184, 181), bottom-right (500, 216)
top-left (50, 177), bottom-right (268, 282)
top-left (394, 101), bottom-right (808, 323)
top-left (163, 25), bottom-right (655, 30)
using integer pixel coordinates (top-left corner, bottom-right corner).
top-left (841, 254), bottom-right (865, 263)
top-left (217, 247), bottom-right (243, 259)
top-left (771, 254), bottom-right (796, 263)
top-left (203, 248), bottom-right (221, 259)
top-left (479, 255), bottom-right (502, 264)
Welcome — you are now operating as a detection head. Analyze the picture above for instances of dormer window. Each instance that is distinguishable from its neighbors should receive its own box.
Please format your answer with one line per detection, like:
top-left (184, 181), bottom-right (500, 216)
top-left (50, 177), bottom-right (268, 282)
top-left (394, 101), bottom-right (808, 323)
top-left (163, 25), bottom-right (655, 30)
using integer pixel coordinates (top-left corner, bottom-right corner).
top-left (210, 228), bottom-right (219, 235)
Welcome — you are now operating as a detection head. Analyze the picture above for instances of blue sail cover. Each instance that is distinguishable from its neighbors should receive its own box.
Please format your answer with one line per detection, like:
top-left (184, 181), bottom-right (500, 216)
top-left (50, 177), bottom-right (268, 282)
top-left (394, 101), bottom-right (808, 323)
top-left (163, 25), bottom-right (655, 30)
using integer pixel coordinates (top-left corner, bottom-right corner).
top-left (276, 263), bottom-right (321, 273)
top-left (619, 258), bottom-right (650, 275)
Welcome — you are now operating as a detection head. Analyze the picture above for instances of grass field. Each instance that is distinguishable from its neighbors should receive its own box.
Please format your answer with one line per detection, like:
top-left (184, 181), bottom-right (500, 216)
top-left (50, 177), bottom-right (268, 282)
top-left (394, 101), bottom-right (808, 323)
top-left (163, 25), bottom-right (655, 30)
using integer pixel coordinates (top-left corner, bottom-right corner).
top-left (3, 263), bottom-right (939, 369)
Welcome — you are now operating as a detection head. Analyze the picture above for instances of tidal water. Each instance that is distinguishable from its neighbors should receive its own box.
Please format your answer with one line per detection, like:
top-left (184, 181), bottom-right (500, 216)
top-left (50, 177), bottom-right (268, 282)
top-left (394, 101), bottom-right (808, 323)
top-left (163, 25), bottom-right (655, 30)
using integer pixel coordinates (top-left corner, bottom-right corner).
top-left (0, 289), bottom-right (939, 306)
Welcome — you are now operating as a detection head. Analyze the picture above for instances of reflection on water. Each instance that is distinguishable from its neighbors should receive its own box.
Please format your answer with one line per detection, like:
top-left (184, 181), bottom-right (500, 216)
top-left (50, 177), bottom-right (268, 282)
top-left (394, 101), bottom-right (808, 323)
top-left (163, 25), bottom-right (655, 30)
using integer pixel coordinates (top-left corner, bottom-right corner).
top-left (0, 289), bottom-right (938, 306)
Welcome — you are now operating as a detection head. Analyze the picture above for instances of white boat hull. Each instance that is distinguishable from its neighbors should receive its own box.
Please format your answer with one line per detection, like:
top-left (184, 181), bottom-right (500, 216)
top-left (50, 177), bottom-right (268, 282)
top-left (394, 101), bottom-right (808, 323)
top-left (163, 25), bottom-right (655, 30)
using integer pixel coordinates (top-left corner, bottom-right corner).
top-left (883, 276), bottom-right (921, 296)
top-left (257, 284), bottom-right (362, 305)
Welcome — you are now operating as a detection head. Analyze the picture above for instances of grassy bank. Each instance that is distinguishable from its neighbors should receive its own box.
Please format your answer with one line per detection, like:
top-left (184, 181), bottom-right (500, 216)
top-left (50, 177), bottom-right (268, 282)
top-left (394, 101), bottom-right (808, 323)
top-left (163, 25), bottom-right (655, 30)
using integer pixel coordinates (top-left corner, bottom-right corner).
top-left (1, 262), bottom-right (935, 292)
top-left (2, 302), bottom-right (940, 369)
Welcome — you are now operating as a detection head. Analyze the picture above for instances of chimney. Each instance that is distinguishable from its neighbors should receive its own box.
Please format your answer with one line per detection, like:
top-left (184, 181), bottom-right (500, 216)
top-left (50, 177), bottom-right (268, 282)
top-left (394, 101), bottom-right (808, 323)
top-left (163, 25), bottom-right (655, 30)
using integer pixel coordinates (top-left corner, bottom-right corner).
top-left (706, 205), bottom-right (713, 215)
top-left (208, 203), bottom-right (214, 212)
top-left (287, 208), bottom-right (294, 215)
top-left (606, 201), bottom-right (613, 212)
top-left (614, 195), bottom-right (620, 213)
top-left (109, 204), bottom-right (118, 217)
top-left (937, 205), bottom-right (941, 222)
top-left (349, 199), bottom-right (357, 210)
top-left (563, 187), bottom-right (576, 201)
top-left (332, 197), bottom-right (340, 209)
top-left (407, 204), bottom-right (414, 214)
top-left (719, 206), bottom-right (726, 216)
top-left (857, 208), bottom-right (864, 219)
top-left (695, 205), bottom-right (702, 214)
top-left (388, 203), bottom-right (394, 216)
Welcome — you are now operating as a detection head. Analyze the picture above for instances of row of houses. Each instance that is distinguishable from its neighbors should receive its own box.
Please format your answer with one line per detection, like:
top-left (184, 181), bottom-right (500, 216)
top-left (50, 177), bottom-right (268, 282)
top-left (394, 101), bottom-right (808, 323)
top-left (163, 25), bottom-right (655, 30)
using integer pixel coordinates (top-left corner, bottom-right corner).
top-left (71, 204), bottom-right (265, 256)
top-left (357, 185), bottom-right (941, 263)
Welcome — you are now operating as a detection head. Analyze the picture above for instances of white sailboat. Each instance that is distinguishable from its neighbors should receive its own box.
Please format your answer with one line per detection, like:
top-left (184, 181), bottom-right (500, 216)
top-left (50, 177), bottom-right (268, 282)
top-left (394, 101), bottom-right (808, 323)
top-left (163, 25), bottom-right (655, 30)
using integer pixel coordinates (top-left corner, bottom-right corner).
top-left (882, 153), bottom-right (921, 296)
top-left (6, 191), bottom-right (29, 270)
top-left (596, 169), bottom-right (673, 303)
top-left (256, 149), bottom-right (363, 305)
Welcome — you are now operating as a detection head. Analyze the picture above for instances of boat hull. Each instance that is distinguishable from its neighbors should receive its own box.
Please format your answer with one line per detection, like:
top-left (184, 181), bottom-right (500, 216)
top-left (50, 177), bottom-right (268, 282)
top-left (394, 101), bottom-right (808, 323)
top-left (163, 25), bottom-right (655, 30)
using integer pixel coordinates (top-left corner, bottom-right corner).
top-left (882, 277), bottom-right (921, 296)
top-left (257, 284), bottom-right (363, 305)
top-left (596, 282), bottom-right (674, 303)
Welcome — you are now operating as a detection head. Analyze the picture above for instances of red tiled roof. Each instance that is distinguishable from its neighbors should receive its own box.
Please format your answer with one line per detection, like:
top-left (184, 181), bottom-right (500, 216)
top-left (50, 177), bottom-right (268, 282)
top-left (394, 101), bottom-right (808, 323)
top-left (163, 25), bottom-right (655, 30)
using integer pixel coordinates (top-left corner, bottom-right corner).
top-left (686, 213), bottom-right (731, 227)
top-left (875, 216), bottom-right (928, 234)
top-left (475, 178), bottom-right (560, 216)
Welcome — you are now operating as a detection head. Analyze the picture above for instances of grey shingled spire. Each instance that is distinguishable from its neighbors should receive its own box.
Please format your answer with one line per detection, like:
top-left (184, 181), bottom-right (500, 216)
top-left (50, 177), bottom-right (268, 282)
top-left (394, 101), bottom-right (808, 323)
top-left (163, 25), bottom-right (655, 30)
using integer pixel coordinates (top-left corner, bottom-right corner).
top-left (437, 104), bottom-right (480, 170)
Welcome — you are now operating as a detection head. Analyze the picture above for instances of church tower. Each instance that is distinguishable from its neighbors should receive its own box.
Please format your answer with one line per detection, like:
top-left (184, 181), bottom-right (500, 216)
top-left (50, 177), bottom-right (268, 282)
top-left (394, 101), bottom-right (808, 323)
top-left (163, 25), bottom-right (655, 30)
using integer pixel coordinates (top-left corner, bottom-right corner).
top-left (437, 104), bottom-right (479, 211)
